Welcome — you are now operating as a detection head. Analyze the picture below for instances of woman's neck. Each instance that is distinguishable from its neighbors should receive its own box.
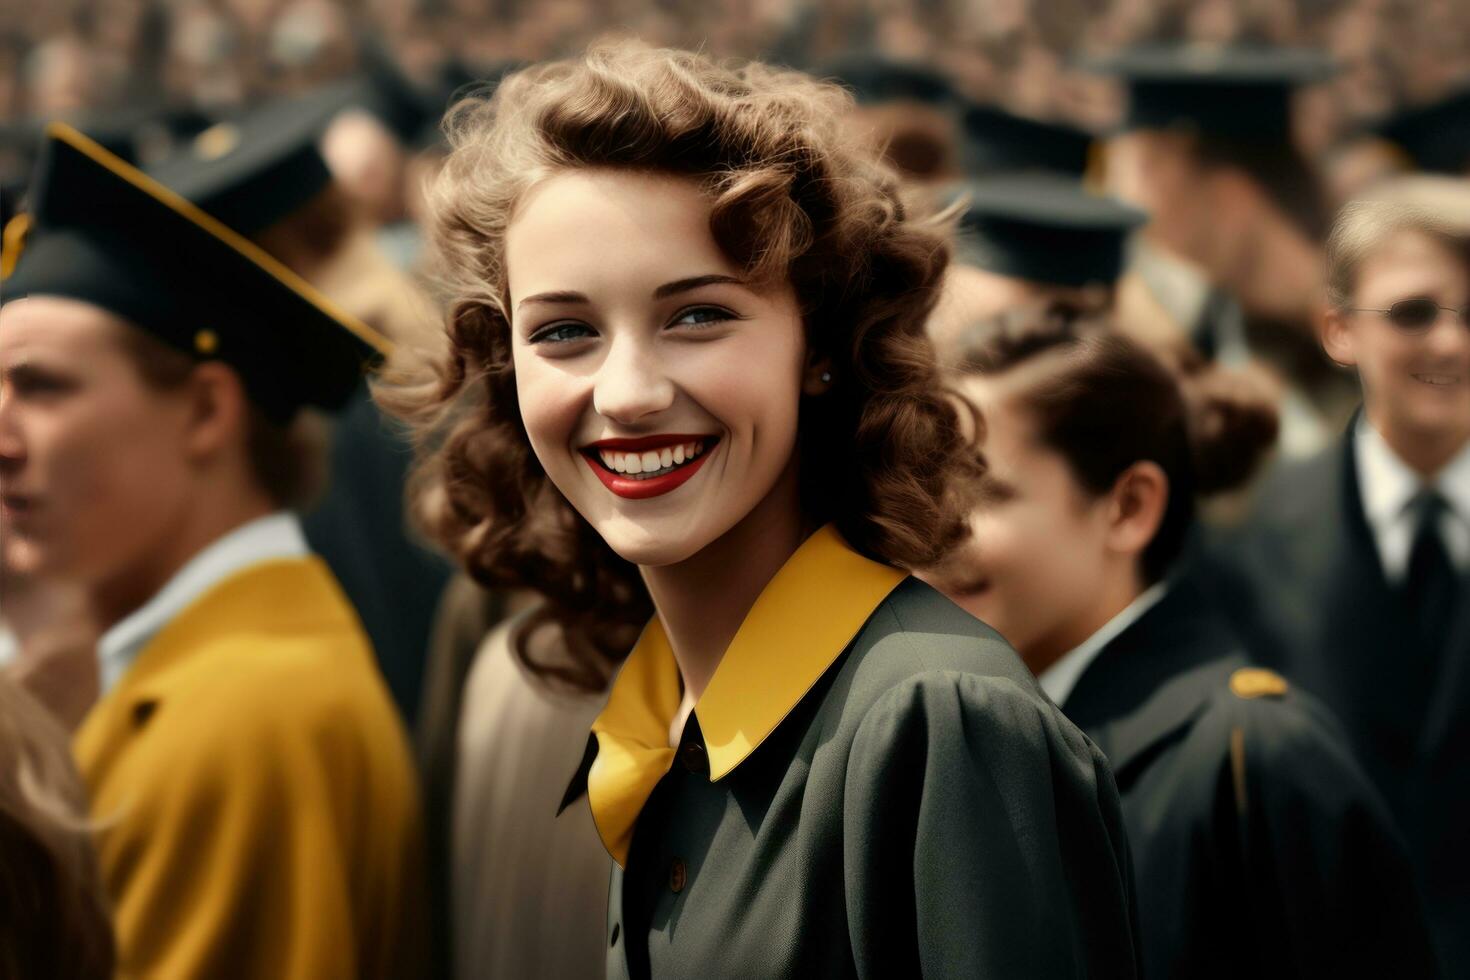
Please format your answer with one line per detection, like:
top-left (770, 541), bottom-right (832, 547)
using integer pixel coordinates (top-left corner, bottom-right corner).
top-left (640, 456), bottom-right (806, 740)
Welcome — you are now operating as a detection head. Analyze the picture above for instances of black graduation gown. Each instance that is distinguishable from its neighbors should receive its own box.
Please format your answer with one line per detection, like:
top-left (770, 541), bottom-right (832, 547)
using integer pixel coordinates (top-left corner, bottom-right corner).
top-left (300, 383), bottom-right (452, 723)
top-left (1063, 581), bottom-right (1438, 979)
top-left (1204, 425), bottom-right (1470, 975)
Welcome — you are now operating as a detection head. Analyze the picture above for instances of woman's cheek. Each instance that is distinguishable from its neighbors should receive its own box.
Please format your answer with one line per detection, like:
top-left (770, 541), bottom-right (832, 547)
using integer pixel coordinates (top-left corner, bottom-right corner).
top-left (514, 362), bottom-right (584, 465)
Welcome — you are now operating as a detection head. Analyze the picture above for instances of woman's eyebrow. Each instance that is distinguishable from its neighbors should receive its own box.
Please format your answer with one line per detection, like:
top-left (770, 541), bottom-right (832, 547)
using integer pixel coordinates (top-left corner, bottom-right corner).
top-left (2, 360), bottom-right (75, 387)
top-left (652, 274), bottom-right (746, 299)
top-left (517, 290), bottom-right (588, 310)
top-left (514, 274), bottom-right (744, 311)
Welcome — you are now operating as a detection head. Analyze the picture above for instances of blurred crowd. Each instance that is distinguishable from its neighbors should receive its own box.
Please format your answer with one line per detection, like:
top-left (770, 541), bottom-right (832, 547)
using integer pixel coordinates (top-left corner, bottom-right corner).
top-left (3, 0), bottom-right (1470, 147)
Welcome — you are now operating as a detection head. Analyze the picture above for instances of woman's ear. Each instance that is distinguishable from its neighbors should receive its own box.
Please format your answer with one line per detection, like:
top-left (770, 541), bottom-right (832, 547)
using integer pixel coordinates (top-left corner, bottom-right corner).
top-left (181, 361), bottom-right (250, 463)
top-left (802, 351), bottom-right (834, 396)
top-left (1105, 460), bottom-right (1169, 560)
top-left (1320, 307), bottom-right (1358, 368)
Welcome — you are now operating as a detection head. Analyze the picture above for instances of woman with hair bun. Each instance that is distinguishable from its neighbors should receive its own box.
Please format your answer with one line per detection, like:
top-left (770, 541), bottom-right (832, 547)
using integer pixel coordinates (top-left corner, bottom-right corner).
top-left (922, 316), bottom-right (1438, 978)
top-left (386, 41), bottom-right (1139, 979)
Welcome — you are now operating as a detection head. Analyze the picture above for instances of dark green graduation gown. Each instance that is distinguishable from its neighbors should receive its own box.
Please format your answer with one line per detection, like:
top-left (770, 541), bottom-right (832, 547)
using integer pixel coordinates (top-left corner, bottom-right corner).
top-left (564, 535), bottom-right (1141, 979)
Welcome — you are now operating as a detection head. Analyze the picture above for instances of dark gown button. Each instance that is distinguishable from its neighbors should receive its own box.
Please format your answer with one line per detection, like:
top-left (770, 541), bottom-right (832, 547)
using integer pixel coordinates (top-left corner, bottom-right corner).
top-left (669, 858), bottom-right (687, 893)
top-left (680, 741), bottom-right (707, 774)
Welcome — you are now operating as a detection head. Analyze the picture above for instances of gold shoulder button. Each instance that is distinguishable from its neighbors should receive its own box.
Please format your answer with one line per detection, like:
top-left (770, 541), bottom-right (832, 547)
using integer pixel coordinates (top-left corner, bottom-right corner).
top-left (1229, 667), bottom-right (1289, 700)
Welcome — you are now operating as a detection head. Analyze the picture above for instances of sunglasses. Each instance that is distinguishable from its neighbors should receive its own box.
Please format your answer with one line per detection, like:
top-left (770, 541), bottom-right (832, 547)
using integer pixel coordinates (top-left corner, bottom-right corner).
top-left (1350, 298), bottom-right (1470, 332)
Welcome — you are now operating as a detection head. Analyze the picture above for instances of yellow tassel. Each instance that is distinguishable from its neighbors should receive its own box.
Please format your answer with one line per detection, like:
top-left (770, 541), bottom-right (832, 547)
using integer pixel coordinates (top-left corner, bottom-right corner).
top-left (1, 212), bottom-right (30, 281)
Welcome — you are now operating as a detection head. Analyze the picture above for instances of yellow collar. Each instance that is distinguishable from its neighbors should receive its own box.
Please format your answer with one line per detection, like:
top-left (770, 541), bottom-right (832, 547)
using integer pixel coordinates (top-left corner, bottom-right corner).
top-left (587, 524), bottom-right (907, 866)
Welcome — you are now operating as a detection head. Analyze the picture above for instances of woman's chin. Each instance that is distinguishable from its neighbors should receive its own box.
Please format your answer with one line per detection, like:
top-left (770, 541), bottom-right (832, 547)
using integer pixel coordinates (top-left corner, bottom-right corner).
top-left (591, 513), bottom-right (717, 569)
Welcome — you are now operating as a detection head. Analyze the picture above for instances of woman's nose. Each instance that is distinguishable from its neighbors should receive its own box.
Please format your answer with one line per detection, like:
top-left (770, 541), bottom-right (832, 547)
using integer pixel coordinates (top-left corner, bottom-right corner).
top-left (592, 337), bottom-right (676, 425)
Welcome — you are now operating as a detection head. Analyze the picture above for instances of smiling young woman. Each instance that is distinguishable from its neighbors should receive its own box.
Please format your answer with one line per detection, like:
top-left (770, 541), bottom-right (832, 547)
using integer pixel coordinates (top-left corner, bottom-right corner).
top-left (385, 42), bottom-right (1140, 978)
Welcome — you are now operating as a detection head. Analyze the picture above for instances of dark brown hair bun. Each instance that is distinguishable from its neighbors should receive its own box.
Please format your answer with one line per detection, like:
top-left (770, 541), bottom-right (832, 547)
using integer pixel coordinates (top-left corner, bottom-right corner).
top-left (1174, 352), bottom-right (1281, 496)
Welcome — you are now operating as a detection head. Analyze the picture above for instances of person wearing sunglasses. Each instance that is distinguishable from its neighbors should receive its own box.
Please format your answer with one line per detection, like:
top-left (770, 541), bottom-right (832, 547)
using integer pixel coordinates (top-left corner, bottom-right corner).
top-left (1213, 198), bottom-right (1470, 976)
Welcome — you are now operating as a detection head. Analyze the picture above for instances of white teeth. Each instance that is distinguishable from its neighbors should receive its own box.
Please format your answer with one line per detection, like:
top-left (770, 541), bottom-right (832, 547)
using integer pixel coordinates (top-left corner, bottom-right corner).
top-left (593, 440), bottom-right (714, 478)
top-left (1415, 373), bottom-right (1459, 386)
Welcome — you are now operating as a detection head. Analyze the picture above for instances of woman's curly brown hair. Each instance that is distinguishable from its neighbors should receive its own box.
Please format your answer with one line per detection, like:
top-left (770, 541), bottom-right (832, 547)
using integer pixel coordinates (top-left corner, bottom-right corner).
top-left (380, 41), bottom-right (982, 691)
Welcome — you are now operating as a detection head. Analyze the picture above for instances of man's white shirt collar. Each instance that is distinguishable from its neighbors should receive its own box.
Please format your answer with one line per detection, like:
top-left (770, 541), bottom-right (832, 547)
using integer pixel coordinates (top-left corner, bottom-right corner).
top-left (1039, 582), bottom-right (1170, 710)
top-left (96, 512), bottom-right (310, 694)
top-left (1355, 416), bottom-right (1470, 582)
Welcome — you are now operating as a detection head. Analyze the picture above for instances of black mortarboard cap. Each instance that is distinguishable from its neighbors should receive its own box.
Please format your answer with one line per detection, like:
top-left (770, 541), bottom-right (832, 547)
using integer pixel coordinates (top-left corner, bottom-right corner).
top-left (21, 102), bottom-right (217, 171)
top-left (147, 93), bottom-right (336, 236)
top-left (1083, 44), bottom-right (1336, 141)
top-left (961, 104), bottom-right (1094, 177)
top-left (951, 173), bottom-right (1147, 288)
top-left (0, 124), bottom-right (389, 422)
top-left (818, 54), bottom-right (959, 107)
top-left (0, 122), bottom-right (36, 225)
top-left (1372, 86), bottom-right (1470, 175)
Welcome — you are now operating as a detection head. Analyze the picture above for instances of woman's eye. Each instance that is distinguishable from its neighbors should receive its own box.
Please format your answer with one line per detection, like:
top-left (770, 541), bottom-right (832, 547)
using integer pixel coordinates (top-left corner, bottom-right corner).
top-left (530, 322), bottom-right (594, 345)
top-left (670, 306), bottom-right (736, 329)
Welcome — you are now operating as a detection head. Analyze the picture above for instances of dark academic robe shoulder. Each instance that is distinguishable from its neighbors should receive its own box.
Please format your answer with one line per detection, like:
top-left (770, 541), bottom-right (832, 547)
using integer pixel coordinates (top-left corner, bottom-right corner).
top-left (1063, 581), bottom-right (1437, 979)
top-left (565, 526), bottom-right (1140, 980)
top-left (302, 384), bottom-right (452, 723)
top-left (1203, 424), bottom-right (1470, 974)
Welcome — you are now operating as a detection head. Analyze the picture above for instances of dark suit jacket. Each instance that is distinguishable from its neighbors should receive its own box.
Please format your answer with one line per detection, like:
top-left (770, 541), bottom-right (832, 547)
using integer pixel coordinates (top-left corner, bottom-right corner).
top-left (1205, 426), bottom-right (1470, 975)
top-left (1065, 581), bottom-right (1437, 979)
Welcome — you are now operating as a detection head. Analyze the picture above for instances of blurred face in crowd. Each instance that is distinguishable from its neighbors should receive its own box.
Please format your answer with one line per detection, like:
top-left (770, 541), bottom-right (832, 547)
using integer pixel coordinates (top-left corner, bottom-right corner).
top-left (927, 264), bottom-right (1051, 355)
top-left (0, 298), bottom-right (196, 585)
top-left (927, 264), bottom-right (1113, 361)
top-left (506, 169), bottom-right (812, 568)
top-left (321, 109), bottom-right (406, 225)
top-left (1324, 229), bottom-right (1470, 465)
top-left (1106, 130), bottom-right (1222, 270)
top-left (920, 382), bottom-right (1121, 667)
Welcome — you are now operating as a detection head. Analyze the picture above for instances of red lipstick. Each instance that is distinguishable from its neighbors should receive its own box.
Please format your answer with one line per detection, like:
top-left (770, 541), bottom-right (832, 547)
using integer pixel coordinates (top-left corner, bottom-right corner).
top-left (580, 434), bottom-right (719, 500)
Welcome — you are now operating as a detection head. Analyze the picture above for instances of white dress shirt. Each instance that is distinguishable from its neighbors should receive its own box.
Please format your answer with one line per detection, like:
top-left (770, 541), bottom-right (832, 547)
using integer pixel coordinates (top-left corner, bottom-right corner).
top-left (96, 512), bottom-right (310, 694)
top-left (1354, 417), bottom-right (1470, 584)
top-left (1039, 582), bottom-right (1170, 709)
